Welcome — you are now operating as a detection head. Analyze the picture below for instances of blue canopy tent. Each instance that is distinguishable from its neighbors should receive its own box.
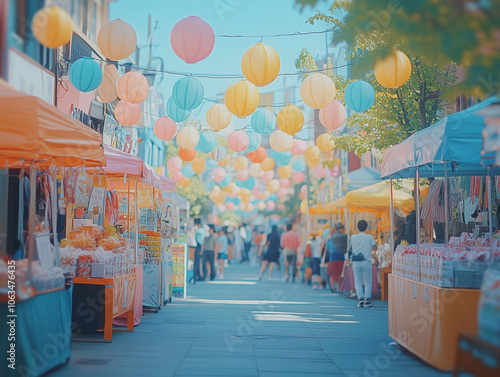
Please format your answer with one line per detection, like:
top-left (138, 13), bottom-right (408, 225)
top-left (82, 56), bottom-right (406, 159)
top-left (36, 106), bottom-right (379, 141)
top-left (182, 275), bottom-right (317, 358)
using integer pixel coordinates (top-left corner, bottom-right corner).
top-left (345, 167), bottom-right (381, 191)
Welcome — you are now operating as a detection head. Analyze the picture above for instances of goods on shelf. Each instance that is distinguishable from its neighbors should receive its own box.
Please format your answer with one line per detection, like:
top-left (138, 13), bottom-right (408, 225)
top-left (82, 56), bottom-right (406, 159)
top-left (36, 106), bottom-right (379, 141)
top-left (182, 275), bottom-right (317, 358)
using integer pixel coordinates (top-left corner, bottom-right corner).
top-left (138, 231), bottom-right (163, 265)
top-left (172, 244), bottom-right (186, 288)
top-left (58, 225), bottom-right (132, 278)
top-left (478, 268), bottom-right (500, 348)
top-left (393, 233), bottom-right (500, 288)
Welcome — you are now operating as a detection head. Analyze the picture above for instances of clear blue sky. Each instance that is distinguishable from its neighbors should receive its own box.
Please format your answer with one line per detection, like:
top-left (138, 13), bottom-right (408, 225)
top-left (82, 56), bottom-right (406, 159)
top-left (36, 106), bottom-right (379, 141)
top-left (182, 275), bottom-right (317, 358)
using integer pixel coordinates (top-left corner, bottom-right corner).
top-left (110, 0), bottom-right (333, 132)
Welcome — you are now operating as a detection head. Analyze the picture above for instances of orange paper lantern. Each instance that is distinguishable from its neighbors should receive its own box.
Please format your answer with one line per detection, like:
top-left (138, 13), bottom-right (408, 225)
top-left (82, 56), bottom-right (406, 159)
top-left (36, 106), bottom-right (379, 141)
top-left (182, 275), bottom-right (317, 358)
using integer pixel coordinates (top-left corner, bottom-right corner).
top-left (300, 73), bottom-right (336, 109)
top-left (374, 50), bottom-right (412, 88)
top-left (116, 71), bottom-right (149, 104)
top-left (241, 42), bottom-right (280, 87)
top-left (115, 100), bottom-right (141, 125)
top-left (277, 105), bottom-right (304, 135)
top-left (224, 80), bottom-right (260, 118)
top-left (260, 157), bottom-right (275, 172)
top-left (248, 146), bottom-right (267, 163)
top-left (32, 6), bottom-right (73, 49)
top-left (98, 19), bottom-right (137, 61)
top-left (179, 148), bottom-right (197, 161)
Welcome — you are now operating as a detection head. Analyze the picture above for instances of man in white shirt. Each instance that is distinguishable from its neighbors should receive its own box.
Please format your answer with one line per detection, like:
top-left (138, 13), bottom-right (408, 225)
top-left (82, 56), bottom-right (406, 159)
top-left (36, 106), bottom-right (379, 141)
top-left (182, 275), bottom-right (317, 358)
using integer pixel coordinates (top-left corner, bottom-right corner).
top-left (348, 220), bottom-right (377, 308)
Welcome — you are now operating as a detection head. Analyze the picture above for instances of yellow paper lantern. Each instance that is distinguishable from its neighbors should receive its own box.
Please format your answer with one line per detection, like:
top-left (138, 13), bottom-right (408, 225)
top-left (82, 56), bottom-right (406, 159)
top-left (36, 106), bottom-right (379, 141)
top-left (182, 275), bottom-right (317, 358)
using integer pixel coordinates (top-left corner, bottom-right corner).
top-left (224, 182), bottom-right (238, 194)
top-left (206, 103), bottom-right (232, 131)
top-left (260, 157), bottom-right (275, 172)
top-left (277, 105), bottom-right (304, 135)
top-left (300, 73), bottom-right (336, 109)
top-left (278, 166), bottom-right (292, 179)
top-left (180, 177), bottom-right (191, 187)
top-left (269, 130), bottom-right (293, 153)
top-left (176, 127), bottom-right (200, 149)
top-left (191, 157), bottom-right (206, 174)
top-left (218, 154), bottom-right (231, 167)
top-left (241, 42), bottom-right (280, 87)
top-left (233, 156), bottom-right (249, 171)
top-left (32, 6), bottom-right (73, 49)
top-left (224, 80), bottom-right (260, 118)
top-left (116, 71), bottom-right (149, 104)
top-left (249, 163), bottom-right (264, 178)
top-left (257, 201), bottom-right (266, 211)
top-left (98, 64), bottom-right (119, 103)
top-left (300, 199), bottom-right (308, 215)
top-left (316, 133), bottom-right (335, 153)
top-left (374, 50), bottom-right (412, 88)
top-left (305, 146), bottom-right (321, 168)
top-left (266, 179), bottom-right (280, 194)
top-left (98, 19), bottom-right (137, 61)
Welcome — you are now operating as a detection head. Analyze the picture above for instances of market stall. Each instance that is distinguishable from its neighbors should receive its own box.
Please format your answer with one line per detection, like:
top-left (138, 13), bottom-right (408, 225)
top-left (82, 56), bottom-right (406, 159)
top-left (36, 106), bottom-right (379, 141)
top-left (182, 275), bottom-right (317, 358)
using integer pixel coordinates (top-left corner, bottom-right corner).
top-left (381, 96), bottom-right (500, 371)
top-left (0, 80), bottom-right (105, 374)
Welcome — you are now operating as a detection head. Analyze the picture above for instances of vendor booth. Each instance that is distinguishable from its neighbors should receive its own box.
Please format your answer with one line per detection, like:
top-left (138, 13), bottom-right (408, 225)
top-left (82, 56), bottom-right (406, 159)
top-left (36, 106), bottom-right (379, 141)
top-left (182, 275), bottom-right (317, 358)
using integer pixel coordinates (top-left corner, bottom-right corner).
top-left (0, 80), bottom-right (105, 375)
top-left (381, 96), bottom-right (500, 371)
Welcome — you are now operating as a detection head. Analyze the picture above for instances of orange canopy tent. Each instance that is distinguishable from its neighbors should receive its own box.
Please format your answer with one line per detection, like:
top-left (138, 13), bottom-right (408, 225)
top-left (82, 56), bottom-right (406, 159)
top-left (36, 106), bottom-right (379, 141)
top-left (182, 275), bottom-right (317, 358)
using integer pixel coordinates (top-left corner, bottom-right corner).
top-left (0, 79), bottom-right (105, 168)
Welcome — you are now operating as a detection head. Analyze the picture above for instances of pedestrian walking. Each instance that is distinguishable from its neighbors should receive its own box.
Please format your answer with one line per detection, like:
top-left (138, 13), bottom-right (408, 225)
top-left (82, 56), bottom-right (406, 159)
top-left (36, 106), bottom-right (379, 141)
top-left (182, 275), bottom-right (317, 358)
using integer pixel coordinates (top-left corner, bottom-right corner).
top-left (281, 223), bottom-right (300, 282)
top-left (216, 227), bottom-right (229, 279)
top-left (202, 225), bottom-right (217, 281)
top-left (232, 224), bottom-right (244, 262)
top-left (258, 225), bottom-right (280, 280)
top-left (194, 219), bottom-right (206, 281)
top-left (348, 220), bottom-right (377, 308)
top-left (328, 223), bottom-right (348, 293)
top-left (310, 233), bottom-right (323, 289)
top-left (241, 224), bottom-right (253, 263)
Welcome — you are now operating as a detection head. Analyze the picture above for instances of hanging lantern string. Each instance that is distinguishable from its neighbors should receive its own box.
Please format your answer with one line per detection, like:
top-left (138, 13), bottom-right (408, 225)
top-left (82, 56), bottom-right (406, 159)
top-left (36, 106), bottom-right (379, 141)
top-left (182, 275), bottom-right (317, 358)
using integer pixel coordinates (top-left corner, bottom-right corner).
top-left (61, 55), bottom-right (354, 80)
top-left (214, 29), bottom-right (336, 38)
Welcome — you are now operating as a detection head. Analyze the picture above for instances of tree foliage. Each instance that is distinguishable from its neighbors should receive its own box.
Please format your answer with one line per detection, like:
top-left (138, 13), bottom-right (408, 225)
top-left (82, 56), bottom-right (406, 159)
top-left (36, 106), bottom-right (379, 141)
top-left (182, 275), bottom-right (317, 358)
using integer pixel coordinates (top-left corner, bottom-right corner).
top-left (294, 0), bottom-right (458, 157)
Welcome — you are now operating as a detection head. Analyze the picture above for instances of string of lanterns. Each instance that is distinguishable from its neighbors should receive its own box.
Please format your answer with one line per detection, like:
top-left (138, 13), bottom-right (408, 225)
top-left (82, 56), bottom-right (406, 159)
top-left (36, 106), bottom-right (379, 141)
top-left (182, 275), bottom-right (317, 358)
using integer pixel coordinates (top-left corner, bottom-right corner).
top-left (32, 5), bottom-right (413, 215)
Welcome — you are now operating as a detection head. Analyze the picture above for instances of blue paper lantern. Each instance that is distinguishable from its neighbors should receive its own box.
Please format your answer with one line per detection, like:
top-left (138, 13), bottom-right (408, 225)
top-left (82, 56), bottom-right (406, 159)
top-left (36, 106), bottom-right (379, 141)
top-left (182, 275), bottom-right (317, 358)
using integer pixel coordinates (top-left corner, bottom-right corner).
top-left (69, 57), bottom-right (102, 92)
top-left (166, 97), bottom-right (191, 122)
top-left (251, 107), bottom-right (276, 135)
top-left (246, 130), bottom-right (262, 152)
top-left (269, 194), bottom-right (278, 201)
top-left (196, 132), bottom-right (218, 153)
top-left (219, 173), bottom-right (232, 187)
top-left (292, 160), bottom-right (306, 172)
top-left (181, 164), bottom-right (196, 178)
top-left (344, 80), bottom-right (375, 113)
top-left (206, 159), bottom-right (219, 169)
top-left (271, 150), bottom-right (292, 166)
top-left (228, 197), bottom-right (241, 205)
top-left (235, 177), bottom-right (255, 190)
top-left (172, 76), bottom-right (204, 110)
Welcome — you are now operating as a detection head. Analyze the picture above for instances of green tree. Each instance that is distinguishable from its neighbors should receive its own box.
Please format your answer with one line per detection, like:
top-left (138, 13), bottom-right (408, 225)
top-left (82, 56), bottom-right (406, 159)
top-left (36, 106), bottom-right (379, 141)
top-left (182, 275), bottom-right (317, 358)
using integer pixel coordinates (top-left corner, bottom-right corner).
top-left (296, 0), bottom-right (500, 96)
top-left (294, 1), bottom-right (457, 157)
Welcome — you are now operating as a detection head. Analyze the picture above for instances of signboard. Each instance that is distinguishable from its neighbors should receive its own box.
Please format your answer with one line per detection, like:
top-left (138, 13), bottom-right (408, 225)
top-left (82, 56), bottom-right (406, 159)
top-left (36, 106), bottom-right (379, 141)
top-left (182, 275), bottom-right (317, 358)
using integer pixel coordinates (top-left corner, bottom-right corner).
top-left (35, 233), bottom-right (53, 268)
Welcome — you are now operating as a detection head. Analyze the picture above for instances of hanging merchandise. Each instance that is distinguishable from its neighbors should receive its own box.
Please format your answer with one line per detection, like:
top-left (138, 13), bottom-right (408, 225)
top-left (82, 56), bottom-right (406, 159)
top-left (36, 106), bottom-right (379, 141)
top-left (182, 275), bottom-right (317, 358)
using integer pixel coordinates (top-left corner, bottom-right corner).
top-left (344, 80), bottom-right (375, 113)
top-left (196, 132), bottom-right (218, 153)
top-left (176, 126), bottom-right (200, 149)
top-left (116, 71), bottom-right (150, 104)
top-left (316, 133), bottom-right (335, 152)
top-left (172, 76), bottom-right (205, 110)
top-left (319, 100), bottom-right (346, 131)
top-left (374, 50), bottom-right (412, 88)
top-left (277, 105), bottom-right (304, 135)
top-left (69, 57), bottom-right (103, 92)
top-left (206, 103), bottom-right (232, 131)
top-left (269, 130), bottom-right (293, 152)
top-left (32, 6), bottom-right (73, 49)
top-left (178, 148), bottom-right (197, 162)
top-left (246, 131), bottom-right (262, 152)
top-left (241, 42), bottom-right (280, 87)
top-left (248, 146), bottom-right (267, 163)
top-left (251, 107), bottom-right (276, 135)
top-left (227, 129), bottom-right (250, 152)
top-left (98, 64), bottom-right (120, 103)
top-left (300, 73), bottom-right (336, 109)
top-left (154, 116), bottom-right (177, 141)
top-left (98, 19), bottom-right (137, 61)
top-left (115, 101), bottom-right (142, 126)
top-left (166, 97), bottom-right (191, 123)
top-left (170, 16), bottom-right (215, 64)
top-left (224, 80), bottom-right (260, 118)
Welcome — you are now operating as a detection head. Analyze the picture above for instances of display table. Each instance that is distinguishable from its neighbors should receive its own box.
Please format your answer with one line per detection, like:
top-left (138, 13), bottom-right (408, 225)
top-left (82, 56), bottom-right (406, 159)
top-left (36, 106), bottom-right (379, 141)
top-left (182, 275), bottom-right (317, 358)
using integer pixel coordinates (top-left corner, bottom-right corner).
top-left (72, 273), bottom-right (136, 342)
top-left (340, 266), bottom-right (379, 295)
top-left (453, 334), bottom-right (500, 377)
top-left (0, 288), bottom-right (72, 377)
top-left (114, 265), bottom-right (143, 327)
top-left (389, 274), bottom-right (481, 371)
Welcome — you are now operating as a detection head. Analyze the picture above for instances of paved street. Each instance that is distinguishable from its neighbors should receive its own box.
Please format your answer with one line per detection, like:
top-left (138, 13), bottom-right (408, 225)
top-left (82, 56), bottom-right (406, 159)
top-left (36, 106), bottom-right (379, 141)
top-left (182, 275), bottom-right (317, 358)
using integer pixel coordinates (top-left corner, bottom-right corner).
top-left (50, 264), bottom-right (459, 377)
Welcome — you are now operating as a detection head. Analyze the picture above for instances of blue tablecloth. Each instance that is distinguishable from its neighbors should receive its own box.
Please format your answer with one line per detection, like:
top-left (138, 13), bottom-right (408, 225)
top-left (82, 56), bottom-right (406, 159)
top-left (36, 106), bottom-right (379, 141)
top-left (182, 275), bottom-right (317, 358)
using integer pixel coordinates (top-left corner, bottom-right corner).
top-left (1, 288), bottom-right (72, 377)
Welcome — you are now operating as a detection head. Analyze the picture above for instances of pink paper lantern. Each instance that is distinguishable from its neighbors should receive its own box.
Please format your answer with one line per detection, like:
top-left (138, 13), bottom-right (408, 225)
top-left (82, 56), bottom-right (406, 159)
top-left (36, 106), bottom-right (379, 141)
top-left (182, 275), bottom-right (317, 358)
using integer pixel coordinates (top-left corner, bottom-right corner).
top-left (290, 139), bottom-right (307, 155)
top-left (279, 178), bottom-right (291, 188)
top-left (213, 167), bottom-right (226, 182)
top-left (319, 100), bottom-right (347, 130)
top-left (299, 192), bottom-right (306, 200)
top-left (315, 164), bottom-right (328, 178)
top-left (266, 201), bottom-right (275, 211)
top-left (261, 170), bottom-right (274, 182)
top-left (227, 129), bottom-right (250, 152)
top-left (252, 187), bottom-right (261, 198)
top-left (278, 204), bottom-right (286, 211)
top-left (172, 171), bottom-right (184, 183)
top-left (292, 172), bottom-right (305, 184)
top-left (115, 100), bottom-right (142, 126)
top-left (226, 202), bottom-right (235, 211)
top-left (154, 116), bottom-right (177, 140)
top-left (167, 156), bottom-right (183, 172)
top-left (170, 16), bottom-right (215, 64)
top-left (277, 188), bottom-right (288, 199)
top-left (237, 170), bottom-right (250, 181)
top-left (300, 185), bottom-right (308, 193)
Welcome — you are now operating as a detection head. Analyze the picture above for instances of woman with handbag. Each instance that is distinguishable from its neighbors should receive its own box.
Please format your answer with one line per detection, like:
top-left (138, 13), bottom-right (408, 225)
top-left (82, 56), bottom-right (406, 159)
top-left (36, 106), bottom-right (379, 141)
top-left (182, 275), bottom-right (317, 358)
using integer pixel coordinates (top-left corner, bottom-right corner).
top-left (258, 225), bottom-right (280, 280)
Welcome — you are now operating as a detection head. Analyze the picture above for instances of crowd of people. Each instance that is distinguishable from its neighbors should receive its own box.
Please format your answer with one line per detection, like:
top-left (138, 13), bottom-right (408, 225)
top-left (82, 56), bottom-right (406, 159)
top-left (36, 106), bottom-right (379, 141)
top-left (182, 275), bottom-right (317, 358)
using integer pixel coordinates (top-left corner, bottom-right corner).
top-left (187, 218), bottom-right (377, 308)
